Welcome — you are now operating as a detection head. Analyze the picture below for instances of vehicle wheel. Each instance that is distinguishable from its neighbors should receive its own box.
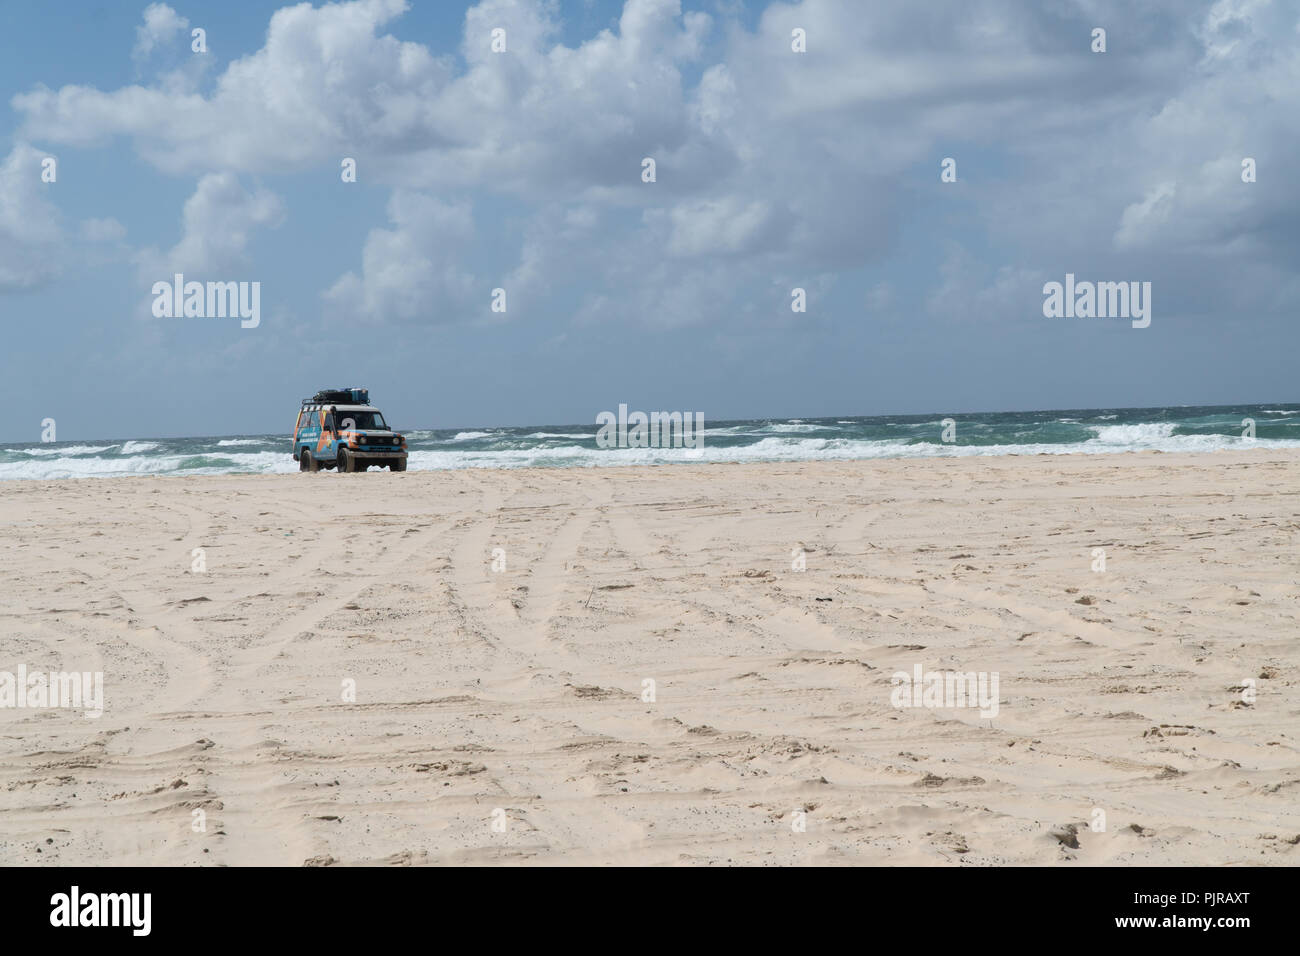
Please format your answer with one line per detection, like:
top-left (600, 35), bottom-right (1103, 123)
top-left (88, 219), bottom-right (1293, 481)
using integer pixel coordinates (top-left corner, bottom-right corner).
top-left (337, 448), bottom-right (353, 473)
top-left (303, 450), bottom-right (319, 473)
top-left (391, 458), bottom-right (406, 472)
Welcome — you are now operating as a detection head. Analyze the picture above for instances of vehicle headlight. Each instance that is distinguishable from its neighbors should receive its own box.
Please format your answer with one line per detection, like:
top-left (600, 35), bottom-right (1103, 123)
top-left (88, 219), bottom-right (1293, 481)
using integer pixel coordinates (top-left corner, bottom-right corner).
top-left (393, 437), bottom-right (400, 445)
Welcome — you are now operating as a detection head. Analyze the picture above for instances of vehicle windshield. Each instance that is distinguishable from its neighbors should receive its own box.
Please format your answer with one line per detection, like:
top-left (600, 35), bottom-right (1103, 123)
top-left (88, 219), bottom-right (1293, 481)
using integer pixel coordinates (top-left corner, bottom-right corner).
top-left (331, 411), bottom-right (387, 431)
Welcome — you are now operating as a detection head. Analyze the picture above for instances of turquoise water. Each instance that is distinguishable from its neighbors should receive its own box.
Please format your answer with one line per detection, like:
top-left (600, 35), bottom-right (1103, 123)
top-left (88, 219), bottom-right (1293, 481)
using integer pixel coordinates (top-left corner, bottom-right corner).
top-left (2, 404), bottom-right (1297, 479)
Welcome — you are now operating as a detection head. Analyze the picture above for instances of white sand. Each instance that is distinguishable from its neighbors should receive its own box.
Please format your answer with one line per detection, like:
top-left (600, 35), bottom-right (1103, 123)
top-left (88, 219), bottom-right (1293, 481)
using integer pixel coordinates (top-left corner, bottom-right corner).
top-left (1, 450), bottom-right (1297, 865)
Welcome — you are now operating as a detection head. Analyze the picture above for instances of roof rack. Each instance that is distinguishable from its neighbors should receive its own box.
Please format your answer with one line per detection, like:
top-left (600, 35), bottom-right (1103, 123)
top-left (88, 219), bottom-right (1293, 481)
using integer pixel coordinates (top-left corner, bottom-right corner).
top-left (305, 387), bottom-right (370, 406)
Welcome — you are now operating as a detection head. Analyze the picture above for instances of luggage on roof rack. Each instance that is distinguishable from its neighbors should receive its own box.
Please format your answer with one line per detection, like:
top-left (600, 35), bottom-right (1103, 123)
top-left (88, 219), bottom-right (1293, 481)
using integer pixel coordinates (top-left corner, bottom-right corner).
top-left (311, 387), bottom-right (369, 405)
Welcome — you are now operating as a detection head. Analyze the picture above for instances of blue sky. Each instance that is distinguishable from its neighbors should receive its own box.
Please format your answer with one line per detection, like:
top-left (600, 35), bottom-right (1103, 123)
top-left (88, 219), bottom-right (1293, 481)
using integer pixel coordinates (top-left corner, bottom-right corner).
top-left (1, 0), bottom-right (1296, 440)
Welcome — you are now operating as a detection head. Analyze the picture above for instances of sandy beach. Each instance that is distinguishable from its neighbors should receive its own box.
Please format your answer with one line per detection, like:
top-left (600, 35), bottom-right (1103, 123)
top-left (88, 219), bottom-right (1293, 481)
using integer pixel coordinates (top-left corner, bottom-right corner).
top-left (1, 450), bottom-right (1297, 866)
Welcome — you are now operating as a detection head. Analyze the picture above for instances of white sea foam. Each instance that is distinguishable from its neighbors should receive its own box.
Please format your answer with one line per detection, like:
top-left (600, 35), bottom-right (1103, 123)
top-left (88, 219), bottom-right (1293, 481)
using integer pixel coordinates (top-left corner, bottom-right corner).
top-left (13, 444), bottom-right (114, 457)
top-left (119, 441), bottom-right (161, 454)
top-left (1088, 422), bottom-right (1177, 444)
top-left (401, 433), bottom-right (1300, 472)
top-left (450, 431), bottom-right (495, 441)
top-left (0, 451), bottom-right (295, 481)
top-left (4, 417), bottom-right (1298, 481)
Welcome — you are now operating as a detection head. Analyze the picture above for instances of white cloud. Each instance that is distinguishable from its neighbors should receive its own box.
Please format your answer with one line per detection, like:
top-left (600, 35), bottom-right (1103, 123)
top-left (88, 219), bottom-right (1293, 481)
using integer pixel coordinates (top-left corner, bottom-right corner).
top-left (667, 196), bottom-right (778, 257)
top-left (134, 172), bottom-right (284, 282)
top-left (18, 0), bottom-right (442, 172)
top-left (0, 144), bottom-right (63, 290)
top-left (14, 0), bottom-right (714, 195)
top-left (1114, 181), bottom-right (1179, 250)
top-left (10, 0), bottom-right (1300, 330)
top-left (132, 3), bottom-right (189, 62)
top-left (324, 192), bottom-right (477, 322)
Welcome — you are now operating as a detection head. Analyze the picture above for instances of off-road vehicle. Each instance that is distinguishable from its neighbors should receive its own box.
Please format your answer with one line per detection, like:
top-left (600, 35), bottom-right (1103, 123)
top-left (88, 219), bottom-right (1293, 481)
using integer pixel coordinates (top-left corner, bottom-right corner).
top-left (292, 387), bottom-right (408, 472)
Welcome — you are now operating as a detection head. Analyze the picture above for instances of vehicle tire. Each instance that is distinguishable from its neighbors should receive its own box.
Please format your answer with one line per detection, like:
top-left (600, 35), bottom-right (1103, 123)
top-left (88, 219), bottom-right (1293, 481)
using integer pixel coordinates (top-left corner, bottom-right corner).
top-left (303, 450), bottom-right (319, 473)
top-left (337, 448), bottom-right (352, 473)
top-left (391, 458), bottom-right (406, 472)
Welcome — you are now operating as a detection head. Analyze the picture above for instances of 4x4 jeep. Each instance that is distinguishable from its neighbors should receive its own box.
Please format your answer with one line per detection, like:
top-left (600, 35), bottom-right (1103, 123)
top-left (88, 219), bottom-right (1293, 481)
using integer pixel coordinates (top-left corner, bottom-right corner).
top-left (293, 387), bottom-right (408, 472)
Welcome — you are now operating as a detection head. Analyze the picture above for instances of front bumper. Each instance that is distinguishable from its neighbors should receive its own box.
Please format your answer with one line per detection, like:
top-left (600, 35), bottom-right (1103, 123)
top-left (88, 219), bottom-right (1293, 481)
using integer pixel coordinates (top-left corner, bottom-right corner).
top-left (347, 449), bottom-right (408, 460)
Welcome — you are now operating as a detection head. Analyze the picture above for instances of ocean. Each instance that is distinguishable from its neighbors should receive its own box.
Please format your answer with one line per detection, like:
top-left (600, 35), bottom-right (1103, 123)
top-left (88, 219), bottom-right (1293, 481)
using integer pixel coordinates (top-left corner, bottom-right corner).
top-left (2, 404), bottom-right (1297, 480)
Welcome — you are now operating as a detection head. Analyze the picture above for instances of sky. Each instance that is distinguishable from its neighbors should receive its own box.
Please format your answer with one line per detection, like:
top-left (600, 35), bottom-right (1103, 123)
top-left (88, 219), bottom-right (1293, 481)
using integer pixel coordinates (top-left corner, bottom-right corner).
top-left (0, 0), bottom-right (1296, 441)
